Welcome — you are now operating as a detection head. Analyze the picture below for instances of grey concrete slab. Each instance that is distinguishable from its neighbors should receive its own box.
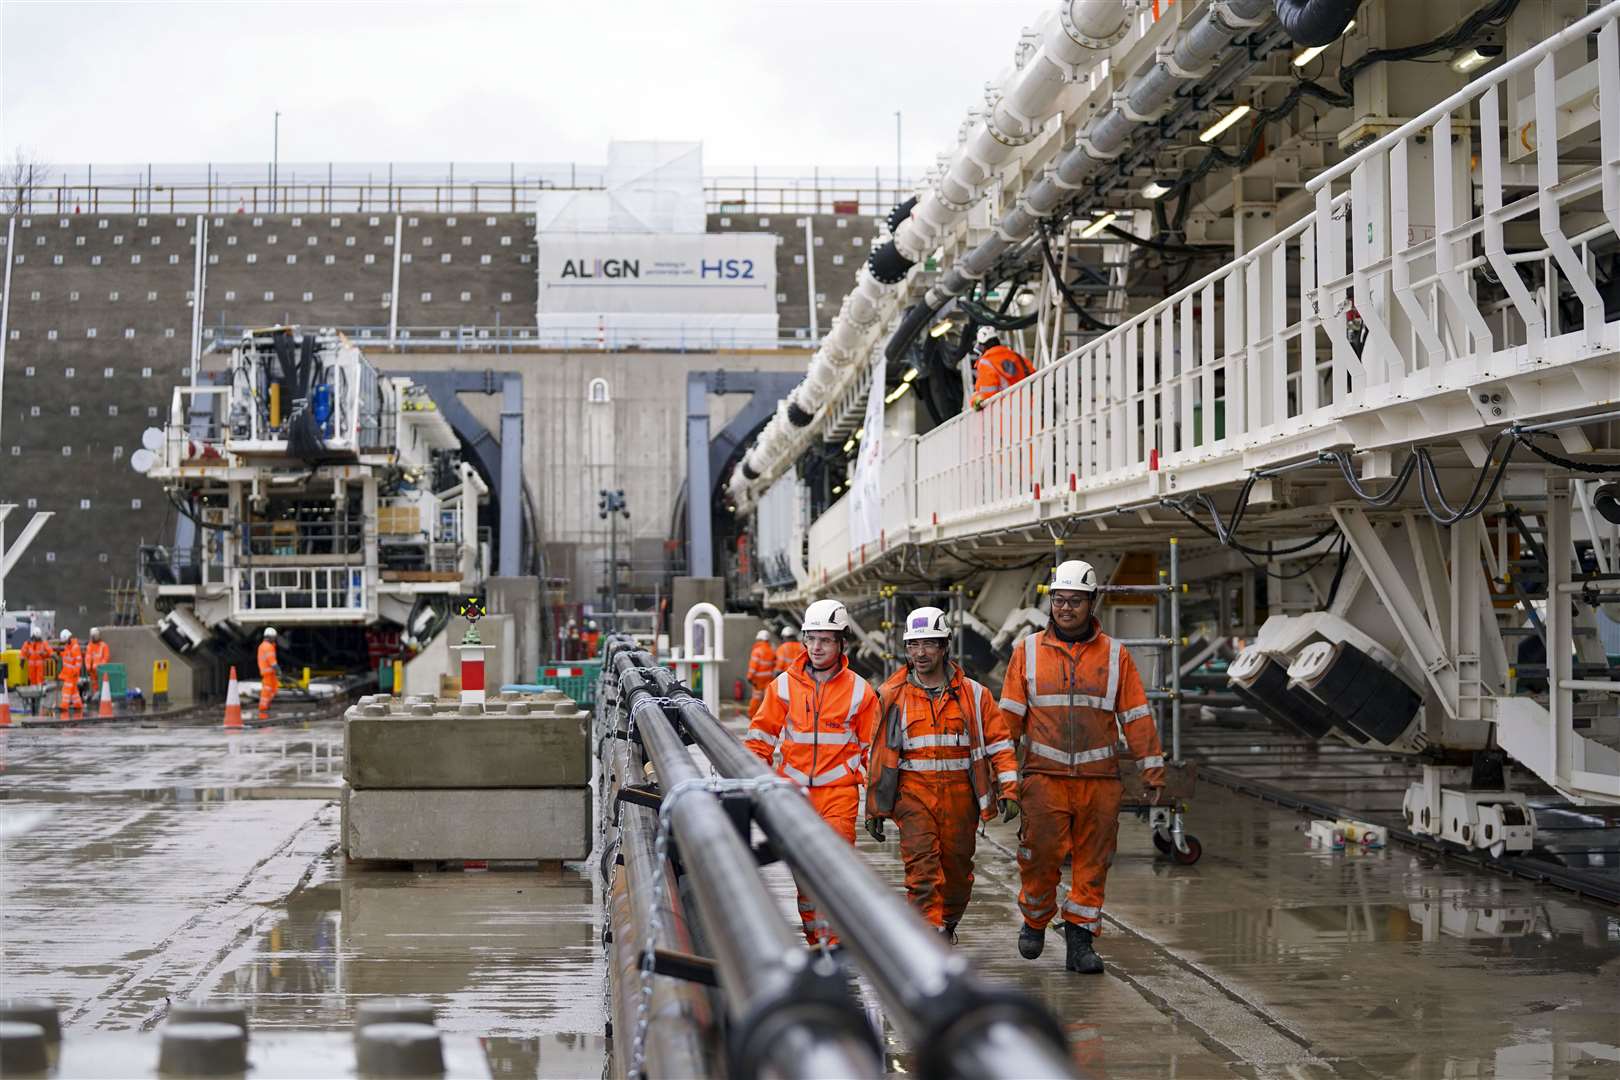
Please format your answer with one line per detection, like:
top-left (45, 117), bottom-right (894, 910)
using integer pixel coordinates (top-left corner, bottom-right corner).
top-left (342, 786), bottom-right (590, 860)
top-left (343, 711), bottom-right (589, 789)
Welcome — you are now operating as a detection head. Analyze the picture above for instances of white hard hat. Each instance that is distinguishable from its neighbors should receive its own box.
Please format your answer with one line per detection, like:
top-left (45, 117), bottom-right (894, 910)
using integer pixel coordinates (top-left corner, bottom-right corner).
top-left (903, 606), bottom-right (950, 642)
top-left (781, 625), bottom-right (799, 639)
top-left (976, 325), bottom-right (1000, 347)
top-left (30, 626), bottom-right (42, 638)
top-left (59, 629), bottom-right (72, 641)
top-left (90, 627), bottom-right (102, 639)
top-left (801, 598), bottom-right (852, 635)
top-left (756, 629), bottom-right (772, 642)
top-left (264, 626), bottom-right (278, 639)
top-left (1051, 559), bottom-right (1099, 594)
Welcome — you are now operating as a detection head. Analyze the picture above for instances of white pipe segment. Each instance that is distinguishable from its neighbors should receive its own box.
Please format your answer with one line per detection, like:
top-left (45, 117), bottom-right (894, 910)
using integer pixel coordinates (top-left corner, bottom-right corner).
top-left (894, 1), bottom-right (1128, 260)
top-left (726, 0), bottom-right (1128, 509)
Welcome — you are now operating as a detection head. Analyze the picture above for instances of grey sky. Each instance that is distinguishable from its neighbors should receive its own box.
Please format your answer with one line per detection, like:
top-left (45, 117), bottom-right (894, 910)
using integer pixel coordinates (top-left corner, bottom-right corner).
top-left (3, 1), bottom-right (1051, 179)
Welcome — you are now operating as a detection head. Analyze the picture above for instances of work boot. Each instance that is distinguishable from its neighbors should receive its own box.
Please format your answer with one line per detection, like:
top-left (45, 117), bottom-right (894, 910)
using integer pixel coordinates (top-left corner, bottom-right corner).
top-left (939, 922), bottom-right (958, 946)
top-left (1064, 923), bottom-right (1104, 974)
top-left (1017, 922), bottom-right (1045, 959)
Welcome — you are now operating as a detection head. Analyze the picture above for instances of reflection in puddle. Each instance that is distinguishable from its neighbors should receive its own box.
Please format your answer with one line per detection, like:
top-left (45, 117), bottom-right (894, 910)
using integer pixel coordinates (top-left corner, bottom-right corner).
top-left (207, 863), bottom-right (605, 1043)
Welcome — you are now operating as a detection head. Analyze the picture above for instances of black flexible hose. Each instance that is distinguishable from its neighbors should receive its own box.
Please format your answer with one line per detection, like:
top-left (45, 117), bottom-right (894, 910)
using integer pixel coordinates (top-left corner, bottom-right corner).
top-left (1274, 0), bottom-right (1360, 47)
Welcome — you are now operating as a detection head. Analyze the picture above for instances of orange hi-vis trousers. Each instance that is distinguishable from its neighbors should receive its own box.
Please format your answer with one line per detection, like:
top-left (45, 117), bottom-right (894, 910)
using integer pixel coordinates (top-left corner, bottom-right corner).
top-left (796, 785), bottom-right (860, 946)
top-left (1016, 773), bottom-right (1123, 933)
top-left (891, 772), bottom-right (979, 928)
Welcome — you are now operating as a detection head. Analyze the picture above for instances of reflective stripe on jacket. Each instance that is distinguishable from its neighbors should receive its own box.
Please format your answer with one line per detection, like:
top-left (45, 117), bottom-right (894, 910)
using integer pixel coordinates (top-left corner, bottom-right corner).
top-left (867, 663), bottom-right (1020, 822)
top-left (744, 653), bottom-right (878, 789)
top-left (998, 621), bottom-right (1165, 785)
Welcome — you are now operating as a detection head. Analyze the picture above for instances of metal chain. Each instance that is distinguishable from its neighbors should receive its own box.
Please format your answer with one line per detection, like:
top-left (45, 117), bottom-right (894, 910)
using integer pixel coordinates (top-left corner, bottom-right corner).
top-left (627, 772), bottom-right (795, 1080)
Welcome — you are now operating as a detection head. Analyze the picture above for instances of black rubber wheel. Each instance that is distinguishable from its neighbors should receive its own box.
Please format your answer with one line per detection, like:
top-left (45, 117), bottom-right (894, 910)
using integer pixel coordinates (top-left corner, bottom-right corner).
top-left (1172, 835), bottom-right (1203, 865)
top-left (1152, 831), bottom-right (1173, 856)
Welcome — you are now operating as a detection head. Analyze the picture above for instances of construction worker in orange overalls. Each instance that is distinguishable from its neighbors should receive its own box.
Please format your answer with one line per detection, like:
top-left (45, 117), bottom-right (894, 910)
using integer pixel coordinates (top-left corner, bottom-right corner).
top-left (999, 559), bottom-right (1165, 975)
top-left (582, 620), bottom-right (602, 658)
top-left (968, 327), bottom-right (1035, 410)
top-left (257, 627), bottom-right (281, 720)
top-left (84, 627), bottom-right (110, 695)
top-left (745, 598), bottom-right (878, 950)
top-left (56, 629), bottom-right (85, 717)
top-left (865, 606), bottom-right (1020, 943)
top-left (21, 626), bottom-right (52, 687)
top-left (745, 629), bottom-right (777, 718)
top-left (774, 624), bottom-right (805, 675)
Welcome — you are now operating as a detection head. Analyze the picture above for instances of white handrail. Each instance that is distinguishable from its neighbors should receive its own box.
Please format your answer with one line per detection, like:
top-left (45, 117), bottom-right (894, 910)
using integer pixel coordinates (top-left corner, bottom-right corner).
top-left (1308, 0), bottom-right (1620, 193)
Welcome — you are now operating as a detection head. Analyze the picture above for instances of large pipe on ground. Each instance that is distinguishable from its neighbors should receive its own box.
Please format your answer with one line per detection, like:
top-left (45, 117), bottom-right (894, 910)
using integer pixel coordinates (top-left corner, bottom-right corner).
top-left (606, 647), bottom-right (884, 1080)
top-left (602, 732), bottom-right (722, 1079)
top-left (629, 656), bottom-right (1081, 1080)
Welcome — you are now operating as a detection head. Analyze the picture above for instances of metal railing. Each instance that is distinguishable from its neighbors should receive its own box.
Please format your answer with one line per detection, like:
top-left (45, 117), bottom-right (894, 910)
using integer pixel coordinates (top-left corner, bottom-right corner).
top-left (808, 7), bottom-right (1620, 585)
top-left (8, 172), bottom-right (913, 219)
top-left (199, 323), bottom-right (818, 354)
top-left (235, 566), bottom-right (366, 617)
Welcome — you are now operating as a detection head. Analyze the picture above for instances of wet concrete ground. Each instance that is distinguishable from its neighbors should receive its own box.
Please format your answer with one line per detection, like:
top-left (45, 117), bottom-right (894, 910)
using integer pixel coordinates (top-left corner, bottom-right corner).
top-left (2, 718), bottom-right (1617, 1078)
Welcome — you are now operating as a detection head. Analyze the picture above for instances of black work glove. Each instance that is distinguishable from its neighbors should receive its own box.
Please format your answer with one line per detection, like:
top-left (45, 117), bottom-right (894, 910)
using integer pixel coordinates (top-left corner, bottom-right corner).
top-left (999, 798), bottom-right (1021, 823)
top-left (864, 817), bottom-right (886, 843)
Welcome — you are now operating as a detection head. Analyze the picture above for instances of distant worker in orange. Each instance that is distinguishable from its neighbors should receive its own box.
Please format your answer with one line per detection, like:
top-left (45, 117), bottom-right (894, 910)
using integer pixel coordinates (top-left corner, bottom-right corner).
top-left (21, 626), bottom-right (52, 687)
top-left (774, 624), bottom-right (805, 675)
top-left (257, 626), bottom-right (281, 721)
top-left (969, 327), bottom-right (1035, 410)
top-left (56, 629), bottom-right (85, 717)
top-left (999, 559), bottom-right (1165, 975)
top-left (865, 606), bottom-right (1020, 943)
top-left (582, 619), bottom-right (602, 658)
top-left (84, 627), bottom-right (110, 695)
top-left (745, 599), bottom-right (878, 949)
top-left (745, 629), bottom-right (777, 718)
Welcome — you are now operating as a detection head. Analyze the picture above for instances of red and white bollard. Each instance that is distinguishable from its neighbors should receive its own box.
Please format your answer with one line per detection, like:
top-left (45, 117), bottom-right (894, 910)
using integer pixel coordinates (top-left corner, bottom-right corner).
top-left (453, 641), bottom-right (492, 707)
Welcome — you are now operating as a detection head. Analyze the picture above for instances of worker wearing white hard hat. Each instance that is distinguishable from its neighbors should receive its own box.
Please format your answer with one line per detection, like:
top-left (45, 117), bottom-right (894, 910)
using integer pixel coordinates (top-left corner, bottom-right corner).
top-left (969, 325), bottom-right (1035, 410)
top-left (1000, 559), bottom-right (1165, 975)
top-left (56, 629), bottom-right (85, 716)
top-left (22, 625), bottom-right (52, 688)
top-left (774, 623), bottom-right (804, 676)
top-left (864, 606), bottom-right (1020, 943)
top-left (84, 627), bottom-right (110, 696)
top-left (257, 627), bottom-right (281, 721)
top-left (745, 598), bottom-right (879, 949)
top-left (744, 627), bottom-right (777, 719)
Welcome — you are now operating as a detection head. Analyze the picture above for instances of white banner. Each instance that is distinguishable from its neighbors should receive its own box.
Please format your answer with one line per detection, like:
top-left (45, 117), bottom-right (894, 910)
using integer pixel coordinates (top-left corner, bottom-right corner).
top-left (536, 233), bottom-right (778, 316)
top-left (848, 353), bottom-right (886, 549)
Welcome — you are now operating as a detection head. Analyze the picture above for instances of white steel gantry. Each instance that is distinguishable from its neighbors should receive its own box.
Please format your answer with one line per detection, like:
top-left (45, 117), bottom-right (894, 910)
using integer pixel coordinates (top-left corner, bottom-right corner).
top-left (751, 4), bottom-right (1620, 845)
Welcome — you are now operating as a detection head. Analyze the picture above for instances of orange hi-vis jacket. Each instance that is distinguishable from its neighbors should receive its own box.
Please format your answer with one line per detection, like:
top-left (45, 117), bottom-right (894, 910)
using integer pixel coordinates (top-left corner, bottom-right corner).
top-left (57, 639), bottom-right (83, 679)
top-left (20, 639), bottom-right (53, 682)
top-left (257, 639), bottom-right (279, 678)
top-left (746, 641), bottom-right (777, 689)
top-left (998, 621), bottom-right (1165, 786)
top-left (745, 653), bottom-right (879, 789)
top-left (84, 640), bottom-right (110, 682)
top-left (970, 345), bottom-right (1035, 407)
top-left (867, 664), bottom-right (1020, 822)
top-left (774, 639), bottom-right (806, 675)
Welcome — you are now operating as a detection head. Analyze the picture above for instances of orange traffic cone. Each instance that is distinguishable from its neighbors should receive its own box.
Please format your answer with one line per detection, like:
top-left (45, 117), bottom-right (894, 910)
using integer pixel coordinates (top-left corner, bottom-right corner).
top-left (0, 681), bottom-right (12, 727)
top-left (223, 666), bottom-right (243, 729)
top-left (98, 676), bottom-right (115, 718)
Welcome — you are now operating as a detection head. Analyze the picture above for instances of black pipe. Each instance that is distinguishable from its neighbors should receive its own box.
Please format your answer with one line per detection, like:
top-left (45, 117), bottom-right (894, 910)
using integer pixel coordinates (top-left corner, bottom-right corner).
top-left (635, 657), bottom-right (1082, 1080)
top-left (885, 299), bottom-right (942, 363)
top-left (603, 733), bottom-right (722, 1079)
top-left (786, 399), bottom-right (814, 426)
top-left (1273, 0), bottom-right (1359, 47)
top-left (606, 647), bottom-right (883, 1080)
top-left (885, 195), bottom-right (918, 234)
